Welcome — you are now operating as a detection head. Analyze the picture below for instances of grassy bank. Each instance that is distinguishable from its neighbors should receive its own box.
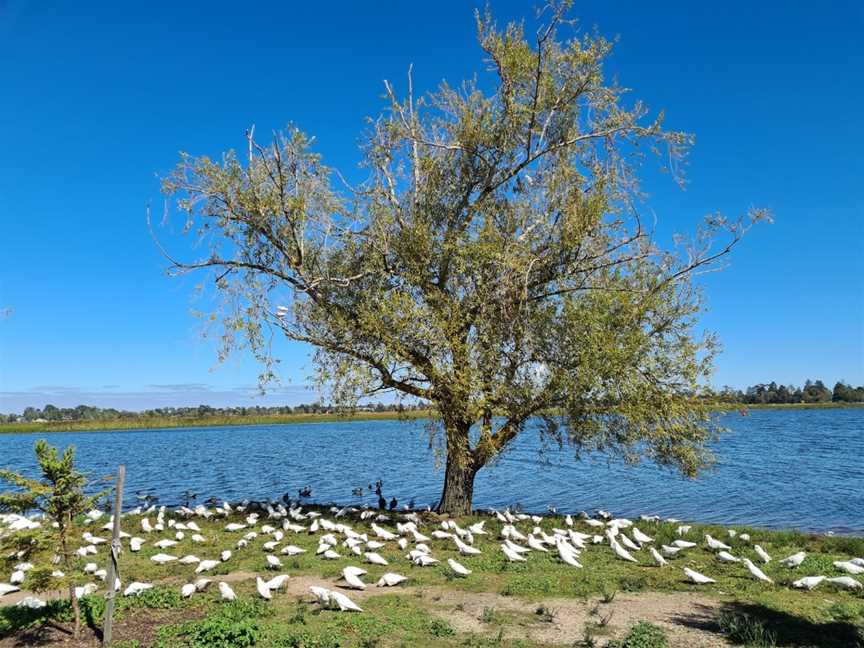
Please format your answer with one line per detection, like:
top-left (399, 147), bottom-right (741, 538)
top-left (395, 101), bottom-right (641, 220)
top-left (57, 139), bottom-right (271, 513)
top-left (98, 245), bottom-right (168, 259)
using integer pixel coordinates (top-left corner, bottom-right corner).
top-left (2, 401), bottom-right (861, 435)
top-left (1, 506), bottom-right (862, 647)
top-left (0, 410), bottom-right (432, 435)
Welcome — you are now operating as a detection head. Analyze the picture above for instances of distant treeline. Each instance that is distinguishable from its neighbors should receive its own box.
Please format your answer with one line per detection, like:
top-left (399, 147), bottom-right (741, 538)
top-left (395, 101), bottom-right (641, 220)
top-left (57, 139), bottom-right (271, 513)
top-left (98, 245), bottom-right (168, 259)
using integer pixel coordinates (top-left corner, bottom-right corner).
top-left (710, 380), bottom-right (864, 405)
top-left (3, 380), bottom-right (862, 424)
top-left (0, 401), bottom-right (424, 424)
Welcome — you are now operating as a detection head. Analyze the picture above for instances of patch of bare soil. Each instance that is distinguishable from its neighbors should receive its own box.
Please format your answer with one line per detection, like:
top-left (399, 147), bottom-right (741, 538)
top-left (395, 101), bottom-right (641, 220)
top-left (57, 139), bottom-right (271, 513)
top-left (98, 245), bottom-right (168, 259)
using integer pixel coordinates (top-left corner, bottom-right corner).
top-left (415, 587), bottom-right (731, 647)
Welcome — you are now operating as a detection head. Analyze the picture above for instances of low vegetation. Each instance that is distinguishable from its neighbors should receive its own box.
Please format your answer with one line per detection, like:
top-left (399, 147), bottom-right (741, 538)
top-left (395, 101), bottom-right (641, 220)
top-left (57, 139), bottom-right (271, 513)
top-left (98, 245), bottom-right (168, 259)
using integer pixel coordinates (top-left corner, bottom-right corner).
top-left (605, 622), bottom-right (669, 648)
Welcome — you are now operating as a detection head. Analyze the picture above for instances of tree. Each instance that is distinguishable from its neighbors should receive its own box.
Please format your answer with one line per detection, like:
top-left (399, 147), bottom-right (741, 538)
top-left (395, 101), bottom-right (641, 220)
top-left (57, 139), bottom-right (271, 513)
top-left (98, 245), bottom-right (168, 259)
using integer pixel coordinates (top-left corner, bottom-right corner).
top-left (159, 3), bottom-right (767, 514)
top-left (833, 381), bottom-right (849, 402)
top-left (0, 441), bottom-right (105, 637)
top-left (803, 379), bottom-right (831, 403)
top-left (832, 381), bottom-right (864, 403)
top-left (43, 404), bottom-right (60, 421)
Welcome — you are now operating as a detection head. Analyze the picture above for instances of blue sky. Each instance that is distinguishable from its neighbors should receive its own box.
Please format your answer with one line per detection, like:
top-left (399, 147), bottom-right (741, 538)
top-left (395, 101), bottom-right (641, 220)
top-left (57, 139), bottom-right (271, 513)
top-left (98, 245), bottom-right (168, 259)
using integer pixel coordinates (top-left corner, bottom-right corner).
top-left (1, 1), bottom-right (862, 412)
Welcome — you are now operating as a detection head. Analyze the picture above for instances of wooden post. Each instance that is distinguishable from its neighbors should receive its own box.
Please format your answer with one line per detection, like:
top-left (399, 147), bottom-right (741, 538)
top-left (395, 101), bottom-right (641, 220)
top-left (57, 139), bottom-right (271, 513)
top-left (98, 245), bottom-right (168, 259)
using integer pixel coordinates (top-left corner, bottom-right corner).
top-left (102, 465), bottom-right (125, 646)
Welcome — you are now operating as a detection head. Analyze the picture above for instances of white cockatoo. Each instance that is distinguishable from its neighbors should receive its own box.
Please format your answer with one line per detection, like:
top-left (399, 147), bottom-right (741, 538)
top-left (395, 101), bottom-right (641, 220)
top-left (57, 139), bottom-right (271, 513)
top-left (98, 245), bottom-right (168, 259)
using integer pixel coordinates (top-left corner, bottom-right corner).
top-left (684, 567), bottom-right (715, 584)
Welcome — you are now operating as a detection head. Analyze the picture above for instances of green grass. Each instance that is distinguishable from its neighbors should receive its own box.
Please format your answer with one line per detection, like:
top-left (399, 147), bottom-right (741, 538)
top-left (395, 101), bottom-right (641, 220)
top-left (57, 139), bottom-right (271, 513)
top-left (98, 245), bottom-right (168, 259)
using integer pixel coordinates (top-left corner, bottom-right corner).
top-left (717, 609), bottom-right (777, 647)
top-left (606, 622), bottom-right (669, 648)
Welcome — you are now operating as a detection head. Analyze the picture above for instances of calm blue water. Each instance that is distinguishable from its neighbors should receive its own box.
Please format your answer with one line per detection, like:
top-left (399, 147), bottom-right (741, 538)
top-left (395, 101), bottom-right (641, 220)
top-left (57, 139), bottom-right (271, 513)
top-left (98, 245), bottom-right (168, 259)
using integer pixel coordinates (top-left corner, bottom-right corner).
top-left (0, 409), bottom-right (861, 534)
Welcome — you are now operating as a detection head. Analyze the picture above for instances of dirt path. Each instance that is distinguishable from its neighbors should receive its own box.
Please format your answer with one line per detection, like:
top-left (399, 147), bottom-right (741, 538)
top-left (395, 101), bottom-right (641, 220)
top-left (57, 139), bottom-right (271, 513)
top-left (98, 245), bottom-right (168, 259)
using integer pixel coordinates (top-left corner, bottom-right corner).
top-left (414, 586), bottom-right (730, 647)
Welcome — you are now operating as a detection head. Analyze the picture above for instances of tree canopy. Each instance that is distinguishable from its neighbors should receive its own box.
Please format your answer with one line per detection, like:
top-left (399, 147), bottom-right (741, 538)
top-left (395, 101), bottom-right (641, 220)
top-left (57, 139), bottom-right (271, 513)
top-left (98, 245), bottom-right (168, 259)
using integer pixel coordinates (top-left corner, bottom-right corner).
top-left (160, 2), bottom-right (767, 514)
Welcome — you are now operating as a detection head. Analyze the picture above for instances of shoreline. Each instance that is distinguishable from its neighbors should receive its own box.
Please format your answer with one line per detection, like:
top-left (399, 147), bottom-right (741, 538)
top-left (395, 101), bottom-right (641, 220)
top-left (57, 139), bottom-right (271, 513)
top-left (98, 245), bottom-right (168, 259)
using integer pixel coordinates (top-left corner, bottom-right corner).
top-left (0, 409), bottom-right (432, 435)
top-left (0, 401), bottom-right (861, 435)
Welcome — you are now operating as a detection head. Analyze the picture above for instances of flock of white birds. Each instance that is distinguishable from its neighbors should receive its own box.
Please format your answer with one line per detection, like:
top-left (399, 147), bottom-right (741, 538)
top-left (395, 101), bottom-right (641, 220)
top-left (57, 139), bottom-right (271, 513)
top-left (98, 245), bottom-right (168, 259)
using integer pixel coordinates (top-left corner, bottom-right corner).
top-left (2, 503), bottom-right (863, 613)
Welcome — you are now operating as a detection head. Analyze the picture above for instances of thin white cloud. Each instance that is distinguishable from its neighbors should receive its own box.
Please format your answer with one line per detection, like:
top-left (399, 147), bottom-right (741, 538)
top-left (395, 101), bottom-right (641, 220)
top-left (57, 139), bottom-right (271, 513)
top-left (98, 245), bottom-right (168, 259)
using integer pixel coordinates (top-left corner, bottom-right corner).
top-left (145, 383), bottom-right (213, 392)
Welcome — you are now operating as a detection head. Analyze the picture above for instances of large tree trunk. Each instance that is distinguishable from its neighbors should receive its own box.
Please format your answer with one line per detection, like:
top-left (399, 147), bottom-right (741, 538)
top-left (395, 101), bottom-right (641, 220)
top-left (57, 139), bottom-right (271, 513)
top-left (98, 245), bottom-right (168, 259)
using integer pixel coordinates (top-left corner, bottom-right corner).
top-left (436, 448), bottom-right (479, 516)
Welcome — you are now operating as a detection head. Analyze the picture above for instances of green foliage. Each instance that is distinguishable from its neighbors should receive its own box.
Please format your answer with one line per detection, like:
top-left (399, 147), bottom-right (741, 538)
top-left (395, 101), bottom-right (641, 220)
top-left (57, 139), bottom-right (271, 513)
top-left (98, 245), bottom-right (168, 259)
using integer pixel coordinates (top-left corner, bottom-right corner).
top-left (619, 574), bottom-right (648, 592)
top-left (124, 586), bottom-right (184, 610)
top-left (832, 381), bottom-right (864, 403)
top-left (187, 617), bottom-right (261, 648)
top-left (21, 565), bottom-right (54, 592)
top-left (80, 594), bottom-right (107, 626)
top-left (606, 622), bottom-right (670, 648)
top-left (161, 1), bottom-right (767, 513)
top-left (717, 611), bottom-right (777, 647)
top-left (265, 630), bottom-right (342, 648)
top-left (427, 618), bottom-right (456, 637)
top-left (51, 594), bottom-right (107, 627)
top-left (155, 598), bottom-right (272, 648)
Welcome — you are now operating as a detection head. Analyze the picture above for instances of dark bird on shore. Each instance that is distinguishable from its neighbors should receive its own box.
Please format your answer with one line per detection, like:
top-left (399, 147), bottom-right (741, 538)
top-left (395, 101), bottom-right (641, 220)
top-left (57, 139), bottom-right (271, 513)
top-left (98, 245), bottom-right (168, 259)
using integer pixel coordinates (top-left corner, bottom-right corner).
top-left (389, 497), bottom-right (397, 511)
top-left (377, 494), bottom-right (386, 510)
top-left (135, 491), bottom-right (158, 507)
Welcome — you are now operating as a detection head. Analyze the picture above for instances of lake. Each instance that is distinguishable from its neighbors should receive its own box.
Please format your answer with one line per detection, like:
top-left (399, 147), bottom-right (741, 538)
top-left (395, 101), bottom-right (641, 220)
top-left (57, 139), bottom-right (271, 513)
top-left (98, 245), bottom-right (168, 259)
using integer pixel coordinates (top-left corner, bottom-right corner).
top-left (0, 409), bottom-right (861, 534)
